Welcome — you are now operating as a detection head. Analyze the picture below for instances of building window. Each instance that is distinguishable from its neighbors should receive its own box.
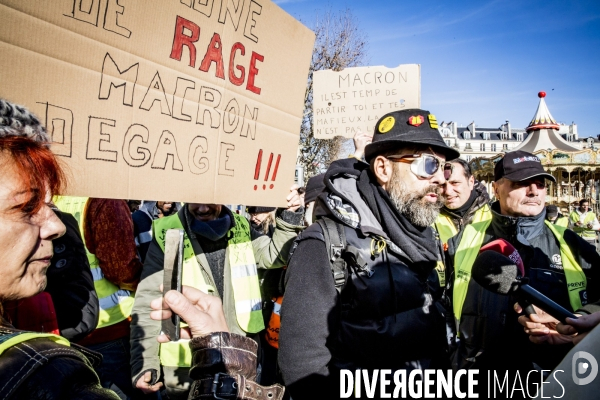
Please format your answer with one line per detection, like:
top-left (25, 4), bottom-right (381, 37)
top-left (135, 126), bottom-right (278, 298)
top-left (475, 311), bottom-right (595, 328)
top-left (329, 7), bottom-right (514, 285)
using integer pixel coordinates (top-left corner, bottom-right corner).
top-left (503, 143), bottom-right (509, 150)
top-left (482, 132), bottom-right (490, 140)
top-left (465, 156), bottom-right (472, 162)
top-left (480, 143), bottom-right (486, 151)
top-left (491, 144), bottom-right (497, 152)
top-left (464, 143), bottom-right (472, 151)
top-left (445, 140), bottom-right (450, 146)
top-left (500, 132), bottom-right (508, 140)
top-left (516, 133), bottom-right (523, 141)
top-left (464, 132), bottom-right (470, 139)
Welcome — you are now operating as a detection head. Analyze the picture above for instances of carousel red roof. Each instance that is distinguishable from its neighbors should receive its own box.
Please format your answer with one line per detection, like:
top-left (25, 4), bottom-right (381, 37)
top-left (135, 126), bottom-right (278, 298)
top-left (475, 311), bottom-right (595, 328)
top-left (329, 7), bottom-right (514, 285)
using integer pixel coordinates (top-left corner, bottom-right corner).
top-left (526, 91), bottom-right (560, 132)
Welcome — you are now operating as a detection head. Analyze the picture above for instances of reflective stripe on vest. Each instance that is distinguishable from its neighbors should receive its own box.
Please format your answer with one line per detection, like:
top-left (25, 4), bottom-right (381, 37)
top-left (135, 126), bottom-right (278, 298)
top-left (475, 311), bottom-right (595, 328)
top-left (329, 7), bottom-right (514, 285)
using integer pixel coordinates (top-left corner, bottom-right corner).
top-left (0, 331), bottom-right (69, 356)
top-left (570, 211), bottom-right (597, 239)
top-left (154, 212), bottom-right (264, 367)
top-left (53, 196), bottom-right (135, 328)
top-left (454, 218), bottom-right (587, 329)
top-left (434, 204), bottom-right (492, 245)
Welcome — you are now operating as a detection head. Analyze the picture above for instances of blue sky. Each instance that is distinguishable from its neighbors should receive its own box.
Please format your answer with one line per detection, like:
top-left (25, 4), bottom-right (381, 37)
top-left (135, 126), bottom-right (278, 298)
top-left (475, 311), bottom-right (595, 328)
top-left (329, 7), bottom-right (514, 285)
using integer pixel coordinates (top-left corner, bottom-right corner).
top-left (276, 0), bottom-right (600, 137)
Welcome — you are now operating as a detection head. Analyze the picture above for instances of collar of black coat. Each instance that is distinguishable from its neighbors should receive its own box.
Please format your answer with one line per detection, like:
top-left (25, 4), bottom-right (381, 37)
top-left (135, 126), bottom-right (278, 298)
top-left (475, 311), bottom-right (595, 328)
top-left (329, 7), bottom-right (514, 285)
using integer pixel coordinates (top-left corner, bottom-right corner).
top-left (316, 157), bottom-right (440, 264)
top-left (490, 201), bottom-right (546, 246)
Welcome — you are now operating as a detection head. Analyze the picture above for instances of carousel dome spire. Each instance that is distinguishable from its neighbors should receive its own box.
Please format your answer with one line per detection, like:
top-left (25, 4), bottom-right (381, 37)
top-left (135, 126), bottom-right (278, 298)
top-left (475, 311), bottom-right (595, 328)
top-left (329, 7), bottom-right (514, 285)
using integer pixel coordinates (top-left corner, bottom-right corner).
top-left (526, 91), bottom-right (560, 132)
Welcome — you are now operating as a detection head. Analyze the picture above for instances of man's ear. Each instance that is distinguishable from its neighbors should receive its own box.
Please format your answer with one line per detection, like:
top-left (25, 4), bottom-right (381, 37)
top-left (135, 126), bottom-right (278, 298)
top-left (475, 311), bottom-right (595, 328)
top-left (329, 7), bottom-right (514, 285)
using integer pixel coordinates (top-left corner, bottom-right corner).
top-left (492, 181), bottom-right (499, 199)
top-left (468, 175), bottom-right (475, 190)
top-left (372, 155), bottom-right (393, 189)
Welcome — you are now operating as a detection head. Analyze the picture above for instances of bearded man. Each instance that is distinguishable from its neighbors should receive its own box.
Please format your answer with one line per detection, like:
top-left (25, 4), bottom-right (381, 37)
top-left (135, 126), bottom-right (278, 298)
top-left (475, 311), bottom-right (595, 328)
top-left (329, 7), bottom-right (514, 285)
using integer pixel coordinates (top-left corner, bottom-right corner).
top-left (278, 109), bottom-right (459, 399)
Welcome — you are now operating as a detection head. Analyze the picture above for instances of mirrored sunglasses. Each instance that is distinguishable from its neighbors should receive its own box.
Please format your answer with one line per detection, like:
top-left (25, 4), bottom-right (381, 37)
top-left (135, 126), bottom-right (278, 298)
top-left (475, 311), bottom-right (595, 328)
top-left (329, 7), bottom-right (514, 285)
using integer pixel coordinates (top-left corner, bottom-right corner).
top-left (387, 154), bottom-right (453, 180)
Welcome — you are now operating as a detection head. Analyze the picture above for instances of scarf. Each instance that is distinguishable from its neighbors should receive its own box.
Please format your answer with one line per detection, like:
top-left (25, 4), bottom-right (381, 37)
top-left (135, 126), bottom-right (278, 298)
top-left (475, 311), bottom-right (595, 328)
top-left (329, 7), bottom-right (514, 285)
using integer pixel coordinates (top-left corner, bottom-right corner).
top-left (190, 214), bottom-right (232, 242)
top-left (357, 169), bottom-right (439, 264)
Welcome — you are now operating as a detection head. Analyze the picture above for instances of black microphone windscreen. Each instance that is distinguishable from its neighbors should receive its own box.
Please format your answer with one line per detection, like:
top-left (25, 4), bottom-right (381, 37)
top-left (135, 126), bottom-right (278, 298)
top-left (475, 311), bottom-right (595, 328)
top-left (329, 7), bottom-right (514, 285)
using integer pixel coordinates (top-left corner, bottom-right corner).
top-left (471, 250), bottom-right (519, 295)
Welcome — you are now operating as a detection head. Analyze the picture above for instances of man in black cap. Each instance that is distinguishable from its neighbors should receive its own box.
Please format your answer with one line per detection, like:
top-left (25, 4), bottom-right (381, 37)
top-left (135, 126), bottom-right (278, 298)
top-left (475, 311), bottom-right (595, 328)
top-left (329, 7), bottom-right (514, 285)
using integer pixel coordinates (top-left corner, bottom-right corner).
top-left (545, 204), bottom-right (568, 227)
top-left (279, 109), bottom-right (459, 398)
top-left (447, 150), bottom-right (600, 390)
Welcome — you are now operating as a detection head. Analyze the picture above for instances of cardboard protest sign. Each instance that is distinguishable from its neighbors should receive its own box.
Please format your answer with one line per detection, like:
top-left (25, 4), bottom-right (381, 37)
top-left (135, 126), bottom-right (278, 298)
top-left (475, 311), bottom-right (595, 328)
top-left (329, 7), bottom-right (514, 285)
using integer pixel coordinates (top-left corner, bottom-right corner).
top-left (0, 0), bottom-right (314, 206)
top-left (312, 64), bottom-right (420, 139)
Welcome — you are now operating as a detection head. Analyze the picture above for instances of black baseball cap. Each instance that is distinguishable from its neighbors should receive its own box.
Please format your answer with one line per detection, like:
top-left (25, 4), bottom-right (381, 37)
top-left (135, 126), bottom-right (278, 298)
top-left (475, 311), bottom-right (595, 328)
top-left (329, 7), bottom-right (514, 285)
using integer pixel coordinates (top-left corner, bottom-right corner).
top-left (494, 150), bottom-right (556, 183)
top-left (364, 109), bottom-right (460, 162)
top-left (246, 206), bottom-right (276, 214)
top-left (546, 205), bottom-right (559, 219)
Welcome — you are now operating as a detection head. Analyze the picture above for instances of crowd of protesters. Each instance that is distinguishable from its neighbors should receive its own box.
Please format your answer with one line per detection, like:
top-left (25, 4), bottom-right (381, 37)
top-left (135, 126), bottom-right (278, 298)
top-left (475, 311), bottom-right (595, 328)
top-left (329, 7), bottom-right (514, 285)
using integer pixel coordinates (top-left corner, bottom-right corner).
top-left (2, 97), bottom-right (600, 400)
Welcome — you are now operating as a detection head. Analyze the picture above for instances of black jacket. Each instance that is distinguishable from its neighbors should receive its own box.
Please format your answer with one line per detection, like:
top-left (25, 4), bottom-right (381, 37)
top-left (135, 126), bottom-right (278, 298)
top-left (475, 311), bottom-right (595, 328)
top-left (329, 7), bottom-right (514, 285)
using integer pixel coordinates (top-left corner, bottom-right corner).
top-left (0, 323), bottom-right (118, 399)
top-left (279, 159), bottom-right (450, 399)
top-left (46, 210), bottom-right (99, 342)
top-left (448, 202), bottom-right (600, 373)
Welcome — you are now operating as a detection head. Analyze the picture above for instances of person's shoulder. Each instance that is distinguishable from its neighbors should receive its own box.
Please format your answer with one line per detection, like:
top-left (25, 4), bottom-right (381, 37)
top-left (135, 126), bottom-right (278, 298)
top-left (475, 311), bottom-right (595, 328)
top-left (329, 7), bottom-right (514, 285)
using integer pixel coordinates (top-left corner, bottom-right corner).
top-left (560, 227), bottom-right (599, 261)
top-left (297, 219), bottom-right (326, 242)
top-left (0, 335), bottom-right (110, 399)
top-left (562, 226), bottom-right (584, 244)
top-left (132, 209), bottom-right (151, 225)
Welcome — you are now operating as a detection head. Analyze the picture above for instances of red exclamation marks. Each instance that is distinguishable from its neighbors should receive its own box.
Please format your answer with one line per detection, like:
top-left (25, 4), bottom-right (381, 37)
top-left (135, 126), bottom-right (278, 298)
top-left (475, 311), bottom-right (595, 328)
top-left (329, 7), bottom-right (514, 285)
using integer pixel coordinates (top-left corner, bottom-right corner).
top-left (270, 155), bottom-right (281, 189)
top-left (253, 149), bottom-right (263, 190)
top-left (253, 150), bottom-right (281, 190)
top-left (263, 153), bottom-right (274, 190)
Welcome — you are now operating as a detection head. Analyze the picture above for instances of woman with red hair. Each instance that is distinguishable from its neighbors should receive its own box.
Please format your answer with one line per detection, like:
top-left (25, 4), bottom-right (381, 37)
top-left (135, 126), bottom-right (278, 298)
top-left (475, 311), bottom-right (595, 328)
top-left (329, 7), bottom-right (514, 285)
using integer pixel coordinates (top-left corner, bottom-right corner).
top-left (0, 99), bottom-right (120, 399)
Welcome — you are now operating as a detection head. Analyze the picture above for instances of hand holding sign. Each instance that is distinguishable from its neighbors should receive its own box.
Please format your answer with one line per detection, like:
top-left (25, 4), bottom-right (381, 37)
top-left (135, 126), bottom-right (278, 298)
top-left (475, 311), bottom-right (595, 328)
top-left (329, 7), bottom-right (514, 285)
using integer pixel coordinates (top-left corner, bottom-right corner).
top-left (352, 131), bottom-right (373, 159)
top-left (286, 184), bottom-right (302, 212)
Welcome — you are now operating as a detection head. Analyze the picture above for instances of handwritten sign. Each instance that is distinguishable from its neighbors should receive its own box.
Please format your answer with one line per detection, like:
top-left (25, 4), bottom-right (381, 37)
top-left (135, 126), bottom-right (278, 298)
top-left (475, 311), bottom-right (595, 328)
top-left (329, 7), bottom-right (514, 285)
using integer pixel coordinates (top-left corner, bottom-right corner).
top-left (0, 0), bottom-right (314, 206)
top-left (313, 64), bottom-right (420, 139)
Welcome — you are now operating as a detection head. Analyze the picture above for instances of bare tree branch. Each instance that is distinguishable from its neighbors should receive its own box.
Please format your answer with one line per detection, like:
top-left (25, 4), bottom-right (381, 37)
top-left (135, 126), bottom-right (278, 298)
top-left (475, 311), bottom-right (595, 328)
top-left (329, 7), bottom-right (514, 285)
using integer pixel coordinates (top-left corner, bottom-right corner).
top-left (297, 9), bottom-right (368, 182)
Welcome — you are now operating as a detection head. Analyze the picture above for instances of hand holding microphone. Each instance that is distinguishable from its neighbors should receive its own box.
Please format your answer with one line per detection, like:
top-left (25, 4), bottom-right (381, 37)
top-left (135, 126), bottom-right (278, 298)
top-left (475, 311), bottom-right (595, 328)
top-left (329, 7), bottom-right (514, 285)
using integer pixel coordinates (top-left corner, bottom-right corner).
top-left (515, 304), bottom-right (575, 345)
top-left (471, 239), bottom-right (580, 344)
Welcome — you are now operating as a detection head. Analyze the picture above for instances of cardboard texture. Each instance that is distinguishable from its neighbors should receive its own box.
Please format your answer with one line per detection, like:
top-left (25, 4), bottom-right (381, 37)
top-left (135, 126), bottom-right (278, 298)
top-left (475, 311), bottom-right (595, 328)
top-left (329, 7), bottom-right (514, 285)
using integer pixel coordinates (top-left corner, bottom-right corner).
top-left (0, 0), bottom-right (314, 206)
top-left (312, 64), bottom-right (421, 139)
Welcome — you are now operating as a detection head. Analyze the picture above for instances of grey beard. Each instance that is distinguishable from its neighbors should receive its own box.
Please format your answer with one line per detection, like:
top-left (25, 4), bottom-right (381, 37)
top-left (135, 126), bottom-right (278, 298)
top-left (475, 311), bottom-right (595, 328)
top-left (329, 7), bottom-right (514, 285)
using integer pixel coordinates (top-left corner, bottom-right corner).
top-left (388, 175), bottom-right (445, 228)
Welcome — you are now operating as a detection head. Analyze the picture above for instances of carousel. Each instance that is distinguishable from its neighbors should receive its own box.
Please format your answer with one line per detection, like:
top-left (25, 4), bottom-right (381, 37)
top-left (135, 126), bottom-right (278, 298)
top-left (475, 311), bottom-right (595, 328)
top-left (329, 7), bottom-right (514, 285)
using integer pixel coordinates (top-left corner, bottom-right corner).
top-left (470, 92), bottom-right (600, 214)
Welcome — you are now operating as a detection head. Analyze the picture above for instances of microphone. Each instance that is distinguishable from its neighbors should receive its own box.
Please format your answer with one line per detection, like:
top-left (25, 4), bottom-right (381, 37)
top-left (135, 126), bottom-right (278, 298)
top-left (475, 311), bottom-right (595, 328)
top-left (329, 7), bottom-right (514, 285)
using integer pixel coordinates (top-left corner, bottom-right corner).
top-left (480, 239), bottom-right (525, 277)
top-left (472, 249), bottom-right (577, 324)
top-left (478, 239), bottom-right (532, 316)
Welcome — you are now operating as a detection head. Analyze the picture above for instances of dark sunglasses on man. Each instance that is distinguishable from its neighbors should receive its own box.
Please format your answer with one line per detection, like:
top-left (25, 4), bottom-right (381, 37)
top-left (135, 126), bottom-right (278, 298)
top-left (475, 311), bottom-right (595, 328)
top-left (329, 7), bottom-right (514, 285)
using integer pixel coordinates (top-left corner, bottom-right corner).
top-left (386, 153), bottom-right (453, 180)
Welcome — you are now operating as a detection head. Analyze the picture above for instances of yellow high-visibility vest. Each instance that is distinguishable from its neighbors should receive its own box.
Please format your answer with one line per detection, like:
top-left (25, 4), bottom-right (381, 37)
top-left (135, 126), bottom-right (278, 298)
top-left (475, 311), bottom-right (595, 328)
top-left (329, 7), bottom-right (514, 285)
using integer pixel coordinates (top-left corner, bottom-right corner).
top-left (53, 196), bottom-right (135, 329)
top-left (0, 331), bottom-right (69, 356)
top-left (453, 219), bottom-right (587, 331)
top-left (154, 212), bottom-right (264, 367)
top-left (554, 216), bottom-right (569, 228)
top-left (434, 204), bottom-right (492, 245)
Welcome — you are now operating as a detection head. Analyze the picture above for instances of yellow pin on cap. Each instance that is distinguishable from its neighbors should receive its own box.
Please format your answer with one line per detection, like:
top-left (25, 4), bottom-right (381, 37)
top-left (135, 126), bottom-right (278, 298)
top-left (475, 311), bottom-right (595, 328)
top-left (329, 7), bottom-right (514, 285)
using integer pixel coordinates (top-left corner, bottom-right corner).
top-left (378, 116), bottom-right (395, 133)
top-left (428, 114), bottom-right (439, 129)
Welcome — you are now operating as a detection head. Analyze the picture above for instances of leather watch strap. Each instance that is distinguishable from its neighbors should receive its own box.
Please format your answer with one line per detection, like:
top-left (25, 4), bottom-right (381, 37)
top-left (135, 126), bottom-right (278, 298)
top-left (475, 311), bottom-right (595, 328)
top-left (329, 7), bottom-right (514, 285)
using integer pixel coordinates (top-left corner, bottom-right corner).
top-left (189, 373), bottom-right (284, 400)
